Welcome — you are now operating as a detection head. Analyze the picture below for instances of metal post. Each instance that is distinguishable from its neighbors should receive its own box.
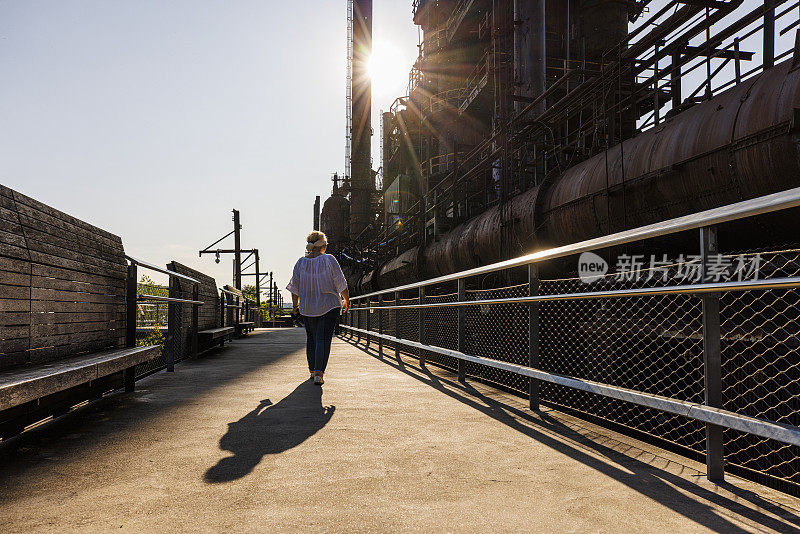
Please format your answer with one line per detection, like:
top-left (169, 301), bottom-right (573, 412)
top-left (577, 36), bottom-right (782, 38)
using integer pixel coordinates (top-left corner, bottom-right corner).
top-left (270, 273), bottom-right (275, 328)
top-left (457, 278), bottom-right (466, 382)
top-left (356, 303), bottom-right (361, 343)
top-left (764, 0), bottom-right (775, 70)
top-left (395, 291), bottom-right (400, 359)
top-left (365, 298), bottom-right (371, 349)
top-left (126, 263), bottom-right (137, 348)
top-left (191, 284), bottom-right (199, 358)
top-left (219, 292), bottom-right (226, 347)
top-left (271, 282), bottom-right (276, 328)
top-left (235, 295), bottom-right (240, 336)
top-left (233, 209), bottom-right (242, 289)
top-left (671, 48), bottom-right (682, 110)
top-left (166, 276), bottom-right (178, 372)
top-left (377, 294), bottom-right (383, 357)
top-left (529, 264), bottom-right (540, 411)
top-left (701, 226), bottom-right (724, 482)
top-left (418, 286), bottom-right (425, 366)
top-left (255, 251), bottom-right (261, 326)
top-left (125, 262), bottom-right (138, 392)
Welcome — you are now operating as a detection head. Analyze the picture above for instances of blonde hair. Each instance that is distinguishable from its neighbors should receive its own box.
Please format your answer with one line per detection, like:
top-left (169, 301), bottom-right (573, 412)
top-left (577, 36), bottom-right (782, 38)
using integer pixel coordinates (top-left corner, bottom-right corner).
top-left (306, 231), bottom-right (328, 254)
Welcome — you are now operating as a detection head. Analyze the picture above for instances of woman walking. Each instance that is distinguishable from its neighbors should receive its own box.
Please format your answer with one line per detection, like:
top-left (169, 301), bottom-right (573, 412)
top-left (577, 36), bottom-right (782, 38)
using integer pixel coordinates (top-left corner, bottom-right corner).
top-left (286, 231), bottom-right (350, 386)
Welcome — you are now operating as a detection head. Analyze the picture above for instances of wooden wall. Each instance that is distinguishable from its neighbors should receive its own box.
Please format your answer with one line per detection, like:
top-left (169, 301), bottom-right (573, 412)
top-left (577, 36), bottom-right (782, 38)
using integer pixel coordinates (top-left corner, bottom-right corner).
top-left (167, 261), bottom-right (220, 358)
top-left (0, 185), bottom-right (127, 371)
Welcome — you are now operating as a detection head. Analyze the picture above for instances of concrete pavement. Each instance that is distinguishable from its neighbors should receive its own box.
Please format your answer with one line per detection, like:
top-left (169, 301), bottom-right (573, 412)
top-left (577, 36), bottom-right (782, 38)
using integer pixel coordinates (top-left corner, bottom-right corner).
top-left (1, 328), bottom-right (799, 533)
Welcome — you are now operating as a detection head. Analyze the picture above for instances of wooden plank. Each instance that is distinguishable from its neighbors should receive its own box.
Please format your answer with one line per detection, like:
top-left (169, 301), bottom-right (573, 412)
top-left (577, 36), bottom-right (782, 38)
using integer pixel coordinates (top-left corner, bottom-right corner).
top-left (0, 270), bottom-right (31, 288)
top-left (11, 188), bottom-right (121, 239)
top-left (0, 351), bottom-right (28, 371)
top-left (31, 300), bottom-right (125, 313)
top-left (0, 299), bottom-right (30, 313)
top-left (0, 284), bottom-right (29, 300)
top-left (28, 250), bottom-right (125, 279)
top-left (0, 345), bottom-right (159, 410)
top-left (0, 256), bottom-right (30, 275)
top-left (19, 217), bottom-right (125, 264)
top-left (30, 321), bottom-right (122, 337)
top-left (16, 211), bottom-right (122, 254)
top-left (32, 264), bottom-right (125, 288)
top-left (0, 242), bottom-right (31, 262)
top-left (30, 311), bottom-right (126, 325)
top-left (0, 338), bottom-right (28, 351)
top-left (30, 330), bottom-right (120, 349)
top-left (0, 216), bottom-right (24, 236)
top-left (29, 336), bottom-right (126, 363)
top-left (0, 194), bottom-right (15, 210)
top-left (25, 239), bottom-right (125, 275)
top-left (0, 312), bottom-right (29, 326)
top-left (12, 194), bottom-right (121, 247)
top-left (31, 276), bottom-right (125, 296)
top-left (0, 325), bottom-right (29, 339)
top-left (31, 288), bottom-right (125, 305)
top-left (0, 231), bottom-right (26, 252)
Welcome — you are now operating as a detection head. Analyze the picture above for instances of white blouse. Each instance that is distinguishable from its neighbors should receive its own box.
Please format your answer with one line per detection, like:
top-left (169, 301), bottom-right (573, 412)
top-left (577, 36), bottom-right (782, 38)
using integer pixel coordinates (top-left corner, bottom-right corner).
top-left (286, 254), bottom-right (348, 317)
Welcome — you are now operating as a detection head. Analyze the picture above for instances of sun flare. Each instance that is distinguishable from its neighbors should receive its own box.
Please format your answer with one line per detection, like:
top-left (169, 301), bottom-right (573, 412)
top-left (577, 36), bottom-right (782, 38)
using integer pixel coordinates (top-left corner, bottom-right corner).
top-left (367, 39), bottom-right (412, 96)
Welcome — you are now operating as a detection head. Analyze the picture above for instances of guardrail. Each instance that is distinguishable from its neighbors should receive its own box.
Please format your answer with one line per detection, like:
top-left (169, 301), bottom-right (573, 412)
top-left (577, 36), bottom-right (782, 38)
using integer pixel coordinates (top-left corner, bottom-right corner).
top-left (340, 186), bottom-right (800, 493)
top-left (126, 255), bottom-right (204, 373)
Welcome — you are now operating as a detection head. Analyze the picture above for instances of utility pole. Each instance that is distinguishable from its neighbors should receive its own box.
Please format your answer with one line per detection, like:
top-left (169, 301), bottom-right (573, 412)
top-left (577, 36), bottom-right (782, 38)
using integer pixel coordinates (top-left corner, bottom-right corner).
top-left (269, 272), bottom-right (274, 326)
top-left (233, 209), bottom-right (242, 289)
top-left (254, 250), bottom-right (261, 308)
top-left (199, 209), bottom-right (251, 291)
top-left (272, 281), bottom-right (277, 328)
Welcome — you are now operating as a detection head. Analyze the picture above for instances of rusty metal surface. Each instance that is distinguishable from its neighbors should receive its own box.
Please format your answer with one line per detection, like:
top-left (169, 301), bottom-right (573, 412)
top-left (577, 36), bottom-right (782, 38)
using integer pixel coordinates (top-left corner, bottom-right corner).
top-left (368, 60), bottom-right (800, 291)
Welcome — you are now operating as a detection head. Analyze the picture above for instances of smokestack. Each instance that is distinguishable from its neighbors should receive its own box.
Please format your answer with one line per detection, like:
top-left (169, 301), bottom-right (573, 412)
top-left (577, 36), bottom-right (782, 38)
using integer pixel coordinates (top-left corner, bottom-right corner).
top-left (349, 0), bottom-right (373, 242)
top-left (313, 196), bottom-right (321, 230)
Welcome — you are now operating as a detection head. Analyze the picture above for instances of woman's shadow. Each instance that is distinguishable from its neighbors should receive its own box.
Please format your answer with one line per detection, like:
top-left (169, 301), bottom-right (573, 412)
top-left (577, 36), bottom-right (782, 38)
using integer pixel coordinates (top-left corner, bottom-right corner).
top-left (204, 380), bottom-right (335, 483)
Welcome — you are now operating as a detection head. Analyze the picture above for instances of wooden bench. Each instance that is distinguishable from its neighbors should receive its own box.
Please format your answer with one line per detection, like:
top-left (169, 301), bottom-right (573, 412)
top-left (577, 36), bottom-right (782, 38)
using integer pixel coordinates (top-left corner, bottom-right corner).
top-left (0, 185), bottom-right (160, 438)
top-left (198, 326), bottom-right (235, 348)
top-left (237, 321), bottom-right (255, 335)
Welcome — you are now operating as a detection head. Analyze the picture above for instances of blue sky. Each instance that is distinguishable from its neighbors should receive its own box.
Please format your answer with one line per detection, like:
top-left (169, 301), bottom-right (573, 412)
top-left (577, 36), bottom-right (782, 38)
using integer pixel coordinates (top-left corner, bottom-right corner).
top-left (0, 0), bottom-right (418, 296)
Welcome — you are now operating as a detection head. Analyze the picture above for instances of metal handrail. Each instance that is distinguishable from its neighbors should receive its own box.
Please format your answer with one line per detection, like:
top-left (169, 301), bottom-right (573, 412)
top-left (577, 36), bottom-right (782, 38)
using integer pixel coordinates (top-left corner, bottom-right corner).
top-left (126, 255), bottom-right (200, 284)
top-left (138, 295), bottom-right (204, 306)
top-left (219, 288), bottom-right (242, 297)
top-left (349, 276), bottom-right (800, 310)
top-left (351, 186), bottom-right (800, 301)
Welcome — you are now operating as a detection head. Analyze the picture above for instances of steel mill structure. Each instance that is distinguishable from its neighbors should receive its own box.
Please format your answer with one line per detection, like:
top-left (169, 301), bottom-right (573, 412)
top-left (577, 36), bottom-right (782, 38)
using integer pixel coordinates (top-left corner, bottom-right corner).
top-left (319, 0), bottom-right (800, 292)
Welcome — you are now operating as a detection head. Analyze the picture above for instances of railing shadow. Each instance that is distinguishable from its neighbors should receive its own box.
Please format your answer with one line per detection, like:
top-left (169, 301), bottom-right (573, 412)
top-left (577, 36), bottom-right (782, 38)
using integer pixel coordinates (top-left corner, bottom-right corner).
top-left (341, 334), bottom-right (800, 534)
top-left (204, 380), bottom-right (335, 484)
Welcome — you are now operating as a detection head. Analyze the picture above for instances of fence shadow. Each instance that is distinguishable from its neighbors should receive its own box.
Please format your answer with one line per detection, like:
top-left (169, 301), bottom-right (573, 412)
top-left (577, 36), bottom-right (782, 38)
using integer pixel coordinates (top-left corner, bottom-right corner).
top-left (341, 334), bottom-right (800, 534)
top-left (204, 380), bottom-right (335, 484)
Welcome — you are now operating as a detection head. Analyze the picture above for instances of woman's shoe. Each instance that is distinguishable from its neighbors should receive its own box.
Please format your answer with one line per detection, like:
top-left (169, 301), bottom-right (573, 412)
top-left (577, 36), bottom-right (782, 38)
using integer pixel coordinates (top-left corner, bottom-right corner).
top-left (313, 374), bottom-right (324, 386)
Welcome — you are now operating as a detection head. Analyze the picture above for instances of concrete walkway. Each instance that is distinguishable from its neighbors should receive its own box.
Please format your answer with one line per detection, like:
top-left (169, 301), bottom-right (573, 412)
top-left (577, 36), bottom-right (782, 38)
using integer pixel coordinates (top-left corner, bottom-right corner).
top-left (1, 329), bottom-right (800, 533)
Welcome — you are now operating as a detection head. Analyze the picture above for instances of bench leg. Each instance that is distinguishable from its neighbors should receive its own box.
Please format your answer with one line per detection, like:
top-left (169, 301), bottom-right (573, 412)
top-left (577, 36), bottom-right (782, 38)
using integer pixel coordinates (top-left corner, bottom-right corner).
top-left (124, 367), bottom-right (136, 392)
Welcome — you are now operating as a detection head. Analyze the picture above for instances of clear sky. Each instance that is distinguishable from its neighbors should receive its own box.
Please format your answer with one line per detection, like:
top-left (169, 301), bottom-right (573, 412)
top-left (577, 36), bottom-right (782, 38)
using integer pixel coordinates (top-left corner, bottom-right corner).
top-left (0, 0), bottom-right (419, 297)
top-left (1, 1), bottom-right (789, 298)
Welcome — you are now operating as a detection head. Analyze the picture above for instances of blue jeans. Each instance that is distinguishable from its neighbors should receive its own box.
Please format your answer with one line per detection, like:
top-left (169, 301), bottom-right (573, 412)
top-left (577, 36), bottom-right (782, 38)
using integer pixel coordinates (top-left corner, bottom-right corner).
top-left (303, 307), bottom-right (340, 373)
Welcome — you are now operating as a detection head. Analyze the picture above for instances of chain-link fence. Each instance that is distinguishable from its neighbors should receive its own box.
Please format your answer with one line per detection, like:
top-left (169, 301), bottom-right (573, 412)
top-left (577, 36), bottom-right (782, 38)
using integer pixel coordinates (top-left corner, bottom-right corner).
top-left (135, 281), bottom-right (168, 377)
top-left (340, 200), bottom-right (800, 497)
